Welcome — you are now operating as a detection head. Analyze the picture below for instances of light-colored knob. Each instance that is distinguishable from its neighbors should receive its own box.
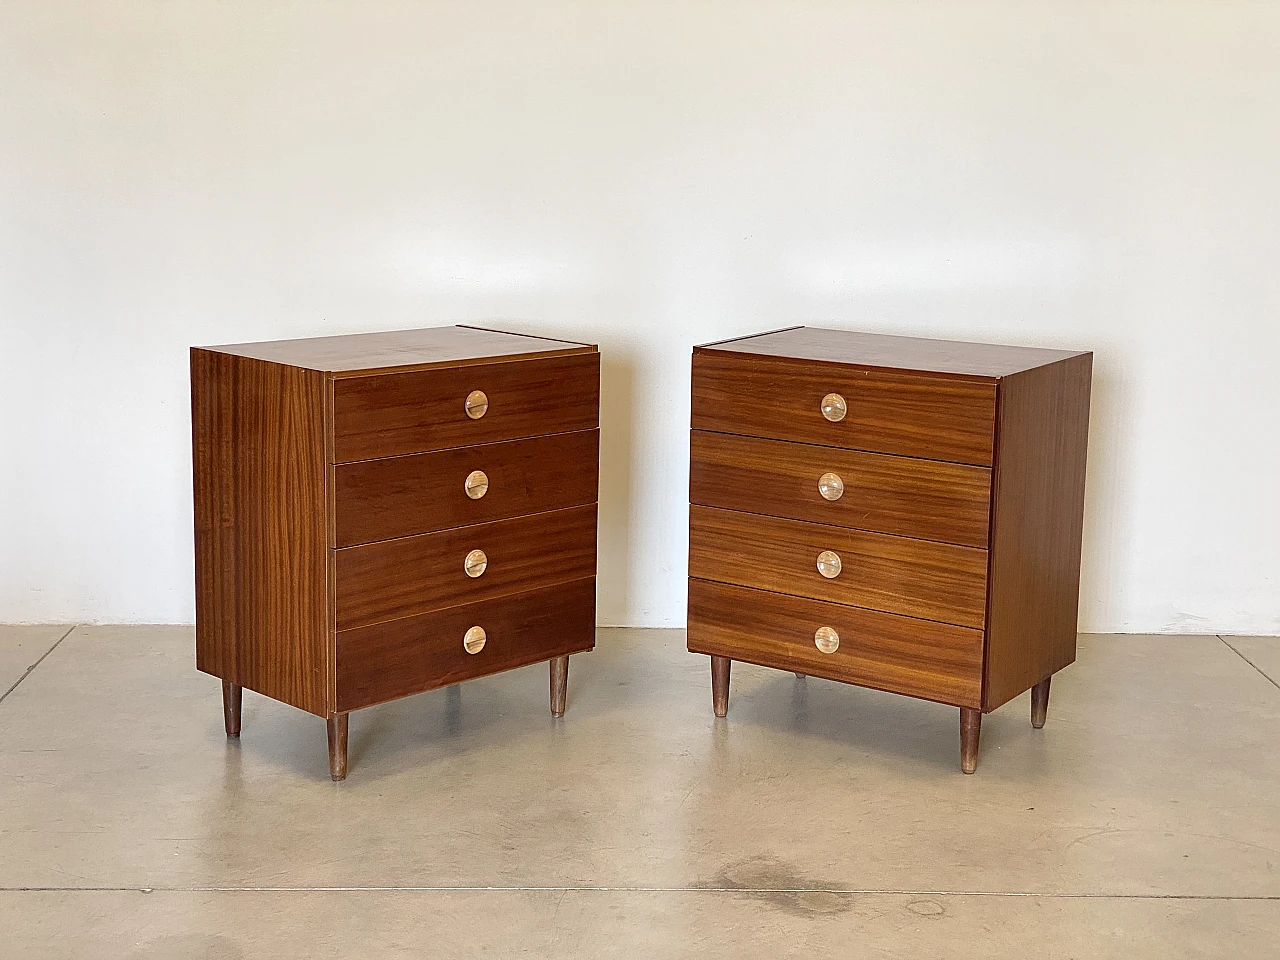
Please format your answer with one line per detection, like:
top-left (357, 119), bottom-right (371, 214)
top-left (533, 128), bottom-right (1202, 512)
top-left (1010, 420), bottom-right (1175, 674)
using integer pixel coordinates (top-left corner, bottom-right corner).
top-left (464, 549), bottom-right (488, 578)
top-left (464, 469), bottom-right (489, 500)
top-left (821, 393), bottom-right (847, 422)
top-left (816, 550), bottom-right (842, 579)
top-left (818, 472), bottom-right (845, 501)
top-left (465, 389), bottom-right (489, 419)
top-left (814, 626), bottom-right (840, 654)
top-left (463, 625), bottom-right (487, 654)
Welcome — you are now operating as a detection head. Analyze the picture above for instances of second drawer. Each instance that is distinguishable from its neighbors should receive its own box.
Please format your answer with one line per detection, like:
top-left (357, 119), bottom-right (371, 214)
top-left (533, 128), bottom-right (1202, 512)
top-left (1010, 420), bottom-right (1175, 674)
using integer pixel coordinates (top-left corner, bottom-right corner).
top-left (335, 503), bottom-right (598, 630)
top-left (690, 430), bottom-right (992, 547)
top-left (689, 505), bottom-right (988, 629)
top-left (334, 429), bottom-right (599, 547)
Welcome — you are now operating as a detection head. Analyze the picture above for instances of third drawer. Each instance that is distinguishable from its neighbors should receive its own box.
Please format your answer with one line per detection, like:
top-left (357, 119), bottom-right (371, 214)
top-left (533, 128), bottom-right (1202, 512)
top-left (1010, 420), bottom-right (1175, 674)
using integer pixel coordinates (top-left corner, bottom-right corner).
top-left (690, 429), bottom-right (991, 548)
top-left (335, 503), bottom-right (597, 630)
top-left (689, 504), bottom-right (988, 629)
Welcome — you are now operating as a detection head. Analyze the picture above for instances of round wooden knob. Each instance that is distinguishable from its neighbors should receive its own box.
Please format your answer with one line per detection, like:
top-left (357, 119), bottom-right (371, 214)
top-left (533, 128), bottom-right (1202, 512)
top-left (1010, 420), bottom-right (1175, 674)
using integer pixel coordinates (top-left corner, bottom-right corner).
top-left (814, 626), bottom-right (840, 654)
top-left (818, 472), bottom-right (845, 501)
top-left (464, 549), bottom-right (488, 578)
top-left (464, 469), bottom-right (489, 500)
top-left (463, 625), bottom-right (487, 654)
top-left (465, 389), bottom-right (488, 419)
top-left (821, 393), bottom-right (847, 422)
top-left (816, 550), bottom-right (842, 579)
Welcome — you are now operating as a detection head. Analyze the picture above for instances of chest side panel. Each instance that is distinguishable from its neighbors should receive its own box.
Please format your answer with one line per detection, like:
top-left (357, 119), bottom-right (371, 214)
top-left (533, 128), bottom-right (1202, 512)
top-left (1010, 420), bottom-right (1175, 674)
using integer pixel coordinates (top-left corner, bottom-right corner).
top-left (983, 353), bottom-right (1093, 711)
top-left (192, 349), bottom-right (332, 716)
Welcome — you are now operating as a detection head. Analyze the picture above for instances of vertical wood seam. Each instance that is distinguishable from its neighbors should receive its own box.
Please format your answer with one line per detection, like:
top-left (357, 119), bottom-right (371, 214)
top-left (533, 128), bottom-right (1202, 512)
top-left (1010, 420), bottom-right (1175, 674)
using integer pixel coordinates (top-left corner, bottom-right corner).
top-left (324, 372), bottom-right (338, 716)
top-left (980, 377), bottom-right (1006, 713)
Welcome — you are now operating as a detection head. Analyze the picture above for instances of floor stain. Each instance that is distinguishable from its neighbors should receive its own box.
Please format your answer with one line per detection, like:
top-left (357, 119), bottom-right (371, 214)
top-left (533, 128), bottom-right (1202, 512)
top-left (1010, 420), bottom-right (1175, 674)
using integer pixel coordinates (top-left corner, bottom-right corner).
top-left (907, 899), bottom-right (946, 917)
top-left (701, 855), bottom-right (853, 918)
top-left (128, 934), bottom-right (243, 960)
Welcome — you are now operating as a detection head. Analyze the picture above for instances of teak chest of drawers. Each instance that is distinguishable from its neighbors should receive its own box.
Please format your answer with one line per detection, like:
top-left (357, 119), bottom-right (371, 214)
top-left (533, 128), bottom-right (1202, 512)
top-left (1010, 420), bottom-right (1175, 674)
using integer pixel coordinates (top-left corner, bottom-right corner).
top-left (686, 326), bottom-right (1092, 772)
top-left (191, 325), bottom-right (599, 780)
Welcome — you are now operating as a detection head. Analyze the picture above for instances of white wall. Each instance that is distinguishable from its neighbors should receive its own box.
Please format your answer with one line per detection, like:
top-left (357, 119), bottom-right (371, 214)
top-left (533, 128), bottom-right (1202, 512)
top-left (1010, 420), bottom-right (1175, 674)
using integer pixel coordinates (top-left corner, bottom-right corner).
top-left (1, 1), bottom-right (1277, 632)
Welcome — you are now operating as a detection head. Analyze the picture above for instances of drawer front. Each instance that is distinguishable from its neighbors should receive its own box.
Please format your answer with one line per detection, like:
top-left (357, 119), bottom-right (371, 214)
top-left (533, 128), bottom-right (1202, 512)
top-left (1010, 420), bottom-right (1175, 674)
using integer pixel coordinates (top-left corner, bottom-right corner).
top-left (334, 429), bottom-right (599, 547)
top-left (336, 577), bottom-right (596, 712)
top-left (335, 504), bottom-right (597, 630)
top-left (689, 505), bottom-right (988, 629)
top-left (692, 350), bottom-right (997, 466)
top-left (333, 352), bottom-right (599, 463)
top-left (690, 430), bottom-right (991, 548)
top-left (687, 579), bottom-right (983, 708)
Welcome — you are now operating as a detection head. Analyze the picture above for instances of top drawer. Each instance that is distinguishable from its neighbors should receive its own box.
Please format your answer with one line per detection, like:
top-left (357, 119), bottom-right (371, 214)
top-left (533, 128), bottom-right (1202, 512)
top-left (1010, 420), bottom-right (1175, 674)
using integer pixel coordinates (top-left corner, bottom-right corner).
top-left (333, 352), bottom-right (600, 463)
top-left (691, 350), bottom-right (996, 466)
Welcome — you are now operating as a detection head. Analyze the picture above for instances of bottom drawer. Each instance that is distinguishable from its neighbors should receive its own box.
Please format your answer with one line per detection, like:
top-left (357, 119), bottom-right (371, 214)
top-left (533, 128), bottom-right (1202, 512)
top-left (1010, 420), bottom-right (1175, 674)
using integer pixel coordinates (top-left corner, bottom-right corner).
top-left (336, 577), bottom-right (596, 712)
top-left (687, 579), bottom-right (983, 708)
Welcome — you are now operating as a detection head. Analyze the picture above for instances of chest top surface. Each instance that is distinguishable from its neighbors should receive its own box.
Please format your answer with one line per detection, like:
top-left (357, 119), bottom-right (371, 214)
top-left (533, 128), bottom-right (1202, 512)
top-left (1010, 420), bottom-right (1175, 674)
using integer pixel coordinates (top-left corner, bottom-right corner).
top-left (697, 326), bottom-right (1088, 379)
top-left (196, 324), bottom-right (597, 375)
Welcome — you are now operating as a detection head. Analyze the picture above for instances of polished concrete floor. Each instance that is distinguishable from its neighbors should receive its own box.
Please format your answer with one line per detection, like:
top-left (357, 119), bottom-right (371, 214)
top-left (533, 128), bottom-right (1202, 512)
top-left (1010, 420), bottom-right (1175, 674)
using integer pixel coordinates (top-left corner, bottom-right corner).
top-left (1, 625), bottom-right (1278, 958)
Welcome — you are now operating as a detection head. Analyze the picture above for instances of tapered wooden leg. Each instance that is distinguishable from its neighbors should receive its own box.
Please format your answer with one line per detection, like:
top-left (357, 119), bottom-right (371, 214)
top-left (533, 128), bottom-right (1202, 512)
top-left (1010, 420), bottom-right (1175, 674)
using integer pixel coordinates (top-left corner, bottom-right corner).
top-left (1031, 677), bottom-right (1051, 729)
top-left (960, 708), bottom-right (982, 774)
top-left (550, 655), bottom-right (569, 717)
top-left (327, 714), bottom-right (348, 782)
top-left (711, 656), bottom-right (731, 718)
top-left (222, 681), bottom-right (242, 738)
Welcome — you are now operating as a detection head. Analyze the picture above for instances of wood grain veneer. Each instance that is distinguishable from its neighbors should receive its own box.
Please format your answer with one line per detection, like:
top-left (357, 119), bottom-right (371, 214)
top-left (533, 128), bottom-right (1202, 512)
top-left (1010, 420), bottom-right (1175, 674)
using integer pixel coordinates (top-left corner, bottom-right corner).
top-left (204, 324), bottom-right (595, 376)
top-left (688, 505), bottom-right (988, 629)
top-left (690, 430), bottom-right (991, 548)
top-left (192, 325), bottom-right (600, 779)
top-left (192, 348), bottom-right (331, 717)
top-left (982, 353), bottom-right (1093, 711)
top-left (336, 577), bottom-right (596, 712)
top-left (687, 326), bottom-right (1092, 773)
top-left (688, 579), bottom-right (984, 709)
top-left (698, 326), bottom-right (1086, 379)
top-left (333, 352), bottom-right (599, 462)
top-left (334, 429), bottom-right (599, 547)
top-left (334, 504), bottom-right (598, 631)
top-left (692, 349), bottom-right (997, 465)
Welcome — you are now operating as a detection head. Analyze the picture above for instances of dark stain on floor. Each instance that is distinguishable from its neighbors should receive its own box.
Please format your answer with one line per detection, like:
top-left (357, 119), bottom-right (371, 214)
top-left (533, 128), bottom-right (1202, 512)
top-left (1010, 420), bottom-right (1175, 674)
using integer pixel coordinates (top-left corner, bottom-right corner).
top-left (700, 855), bottom-right (854, 918)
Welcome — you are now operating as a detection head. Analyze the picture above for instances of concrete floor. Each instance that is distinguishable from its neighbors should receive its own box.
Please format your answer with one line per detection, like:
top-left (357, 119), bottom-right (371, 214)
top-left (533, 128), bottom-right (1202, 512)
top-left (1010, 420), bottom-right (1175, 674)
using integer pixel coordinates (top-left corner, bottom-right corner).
top-left (1, 626), bottom-right (1278, 958)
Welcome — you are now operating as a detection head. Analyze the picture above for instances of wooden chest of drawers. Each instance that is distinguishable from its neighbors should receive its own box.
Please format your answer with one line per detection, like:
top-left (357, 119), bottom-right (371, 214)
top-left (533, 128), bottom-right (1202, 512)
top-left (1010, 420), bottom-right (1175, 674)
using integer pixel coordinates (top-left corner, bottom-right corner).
top-left (191, 325), bottom-right (599, 780)
top-left (686, 327), bottom-right (1092, 772)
